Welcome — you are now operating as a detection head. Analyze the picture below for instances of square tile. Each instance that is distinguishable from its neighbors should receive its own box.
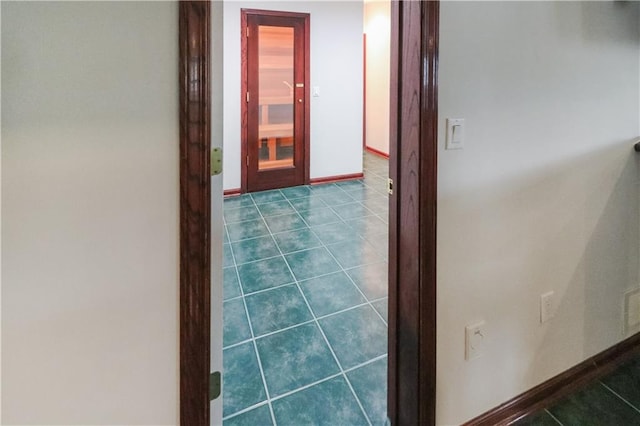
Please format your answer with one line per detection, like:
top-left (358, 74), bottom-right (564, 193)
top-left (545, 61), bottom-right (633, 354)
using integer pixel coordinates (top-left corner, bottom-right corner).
top-left (309, 183), bottom-right (339, 194)
top-left (223, 298), bottom-right (252, 347)
top-left (256, 323), bottom-right (339, 397)
top-left (299, 272), bottom-right (367, 317)
top-left (272, 376), bottom-right (368, 426)
top-left (289, 195), bottom-right (328, 212)
top-left (273, 228), bottom-right (322, 254)
top-left (311, 222), bottom-right (355, 246)
top-left (223, 342), bottom-right (266, 417)
top-left (245, 284), bottom-right (313, 337)
top-left (347, 358), bottom-right (388, 426)
top-left (327, 239), bottom-right (384, 269)
top-left (372, 298), bottom-right (388, 323)
top-left (600, 357), bottom-right (640, 409)
top-left (264, 212), bottom-right (308, 234)
top-left (343, 186), bottom-right (379, 202)
top-left (285, 247), bottom-right (342, 281)
top-left (319, 191), bottom-right (355, 206)
top-left (257, 200), bottom-right (295, 217)
top-left (224, 194), bottom-right (254, 209)
top-left (224, 243), bottom-right (234, 267)
top-left (346, 262), bottom-right (388, 300)
top-left (227, 219), bottom-right (270, 242)
top-left (512, 410), bottom-right (560, 426)
top-left (223, 404), bottom-right (273, 426)
top-left (238, 256), bottom-right (295, 294)
top-left (335, 179), bottom-right (365, 189)
top-left (547, 382), bottom-right (640, 425)
top-left (297, 207), bottom-right (342, 227)
top-left (364, 231), bottom-right (390, 260)
top-left (231, 236), bottom-right (280, 265)
top-left (251, 190), bottom-right (285, 204)
top-left (224, 205), bottom-right (261, 224)
top-left (281, 185), bottom-right (312, 199)
top-left (331, 202), bottom-right (374, 221)
top-left (319, 305), bottom-right (387, 369)
top-left (345, 216), bottom-right (388, 238)
top-left (224, 267), bottom-right (241, 300)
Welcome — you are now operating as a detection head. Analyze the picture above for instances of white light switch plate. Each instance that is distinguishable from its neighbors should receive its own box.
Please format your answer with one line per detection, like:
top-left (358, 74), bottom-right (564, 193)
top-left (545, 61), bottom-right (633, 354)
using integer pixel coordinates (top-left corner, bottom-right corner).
top-left (446, 118), bottom-right (465, 150)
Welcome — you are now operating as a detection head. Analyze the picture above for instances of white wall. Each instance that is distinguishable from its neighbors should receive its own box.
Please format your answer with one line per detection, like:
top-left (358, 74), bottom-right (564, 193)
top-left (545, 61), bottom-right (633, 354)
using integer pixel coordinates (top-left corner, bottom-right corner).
top-left (437, 2), bottom-right (640, 424)
top-left (1, 2), bottom-right (179, 424)
top-left (222, 1), bottom-right (363, 191)
top-left (364, 0), bottom-right (390, 155)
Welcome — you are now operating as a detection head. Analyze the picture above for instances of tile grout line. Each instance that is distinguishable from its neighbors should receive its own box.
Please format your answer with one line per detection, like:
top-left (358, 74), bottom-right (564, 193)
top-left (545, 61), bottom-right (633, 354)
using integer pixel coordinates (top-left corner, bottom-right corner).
top-left (227, 194), bottom-right (278, 426)
top-left (599, 382), bottom-right (640, 415)
top-left (223, 155), bottom-right (387, 424)
top-left (279, 193), bottom-right (374, 426)
top-left (544, 409), bottom-right (564, 426)
top-left (222, 352), bottom-right (388, 421)
top-left (224, 297), bottom-right (389, 351)
top-left (222, 400), bottom-right (270, 422)
top-left (282, 198), bottom-right (388, 326)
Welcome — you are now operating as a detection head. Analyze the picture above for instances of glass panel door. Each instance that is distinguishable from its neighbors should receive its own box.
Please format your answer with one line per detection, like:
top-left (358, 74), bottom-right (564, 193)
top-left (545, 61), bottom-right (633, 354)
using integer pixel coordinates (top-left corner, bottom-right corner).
top-left (258, 25), bottom-right (295, 170)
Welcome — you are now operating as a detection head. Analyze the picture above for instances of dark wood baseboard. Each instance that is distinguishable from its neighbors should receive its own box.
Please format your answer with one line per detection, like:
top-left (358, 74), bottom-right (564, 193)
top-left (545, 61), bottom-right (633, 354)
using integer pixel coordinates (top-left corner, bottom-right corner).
top-left (465, 332), bottom-right (640, 426)
top-left (365, 145), bottom-right (390, 159)
top-left (309, 172), bottom-right (364, 185)
top-left (223, 188), bottom-right (242, 197)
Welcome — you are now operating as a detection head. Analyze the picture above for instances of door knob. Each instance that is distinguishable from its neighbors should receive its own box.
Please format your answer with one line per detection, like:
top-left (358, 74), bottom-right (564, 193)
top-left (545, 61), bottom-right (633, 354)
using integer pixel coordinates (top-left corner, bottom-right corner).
top-left (298, 98), bottom-right (303, 103)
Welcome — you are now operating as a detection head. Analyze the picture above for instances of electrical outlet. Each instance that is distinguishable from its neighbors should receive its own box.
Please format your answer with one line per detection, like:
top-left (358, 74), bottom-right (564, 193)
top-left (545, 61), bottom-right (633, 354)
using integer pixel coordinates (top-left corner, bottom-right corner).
top-left (624, 289), bottom-right (640, 332)
top-left (540, 291), bottom-right (555, 323)
top-left (465, 321), bottom-right (486, 361)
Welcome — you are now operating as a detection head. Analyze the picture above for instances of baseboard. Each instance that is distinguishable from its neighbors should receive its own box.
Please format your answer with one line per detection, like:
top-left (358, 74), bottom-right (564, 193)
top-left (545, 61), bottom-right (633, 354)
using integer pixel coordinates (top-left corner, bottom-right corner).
top-left (464, 332), bottom-right (640, 426)
top-left (223, 188), bottom-right (242, 197)
top-left (309, 173), bottom-right (364, 185)
top-left (365, 146), bottom-right (389, 159)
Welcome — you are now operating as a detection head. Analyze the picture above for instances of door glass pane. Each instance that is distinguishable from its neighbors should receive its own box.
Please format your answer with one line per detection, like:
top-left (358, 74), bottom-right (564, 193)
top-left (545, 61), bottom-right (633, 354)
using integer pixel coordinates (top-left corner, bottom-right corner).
top-left (258, 25), bottom-right (294, 170)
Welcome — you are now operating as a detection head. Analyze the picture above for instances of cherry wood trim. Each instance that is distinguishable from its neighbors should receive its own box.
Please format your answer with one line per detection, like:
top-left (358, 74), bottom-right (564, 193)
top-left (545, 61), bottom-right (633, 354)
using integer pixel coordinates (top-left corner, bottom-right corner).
top-left (179, 2), bottom-right (439, 425)
top-left (240, 10), bottom-right (248, 193)
top-left (363, 33), bottom-right (367, 149)
top-left (223, 188), bottom-right (242, 197)
top-left (179, 2), bottom-right (211, 425)
top-left (309, 172), bottom-right (364, 185)
top-left (240, 9), bottom-right (311, 193)
top-left (388, 1), bottom-right (439, 425)
top-left (465, 333), bottom-right (640, 426)
top-left (365, 146), bottom-right (390, 159)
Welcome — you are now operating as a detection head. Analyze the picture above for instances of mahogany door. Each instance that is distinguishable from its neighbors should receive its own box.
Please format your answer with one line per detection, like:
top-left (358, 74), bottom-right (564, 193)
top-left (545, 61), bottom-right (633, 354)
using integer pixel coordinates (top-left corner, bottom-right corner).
top-left (243, 10), bottom-right (309, 192)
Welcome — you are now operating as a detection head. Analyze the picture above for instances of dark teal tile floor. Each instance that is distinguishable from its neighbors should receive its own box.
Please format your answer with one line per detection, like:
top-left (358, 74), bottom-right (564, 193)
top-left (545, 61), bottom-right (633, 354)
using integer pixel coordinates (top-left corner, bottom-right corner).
top-left (514, 355), bottom-right (640, 425)
top-left (222, 153), bottom-right (389, 425)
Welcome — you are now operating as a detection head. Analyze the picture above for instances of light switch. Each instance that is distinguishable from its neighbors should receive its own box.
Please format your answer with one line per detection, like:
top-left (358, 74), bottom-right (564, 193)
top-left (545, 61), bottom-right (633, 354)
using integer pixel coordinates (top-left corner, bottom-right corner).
top-left (446, 118), bottom-right (465, 150)
top-left (313, 86), bottom-right (320, 97)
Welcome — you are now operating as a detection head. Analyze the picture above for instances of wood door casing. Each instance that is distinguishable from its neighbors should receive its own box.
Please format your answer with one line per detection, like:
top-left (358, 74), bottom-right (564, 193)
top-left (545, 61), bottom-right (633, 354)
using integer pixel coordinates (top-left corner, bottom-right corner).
top-left (179, 1), bottom-right (440, 424)
top-left (242, 9), bottom-right (310, 193)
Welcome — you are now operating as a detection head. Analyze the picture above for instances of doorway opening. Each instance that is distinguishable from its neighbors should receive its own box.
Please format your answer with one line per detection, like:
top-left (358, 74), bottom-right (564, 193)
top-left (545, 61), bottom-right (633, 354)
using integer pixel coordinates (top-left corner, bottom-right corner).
top-left (224, 4), bottom-right (389, 424)
top-left (179, 1), bottom-right (439, 425)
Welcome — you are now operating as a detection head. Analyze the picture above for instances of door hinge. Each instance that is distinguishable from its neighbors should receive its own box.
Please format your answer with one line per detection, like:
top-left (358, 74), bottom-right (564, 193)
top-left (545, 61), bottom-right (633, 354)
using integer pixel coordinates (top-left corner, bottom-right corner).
top-left (210, 147), bottom-right (222, 176)
top-left (387, 178), bottom-right (394, 195)
top-left (209, 371), bottom-right (221, 401)
top-left (246, 27), bottom-right (250, 37)
top-left (246, 92), bottom-right (250, 103)
top-left (246, 156), bottom-right (249, 166)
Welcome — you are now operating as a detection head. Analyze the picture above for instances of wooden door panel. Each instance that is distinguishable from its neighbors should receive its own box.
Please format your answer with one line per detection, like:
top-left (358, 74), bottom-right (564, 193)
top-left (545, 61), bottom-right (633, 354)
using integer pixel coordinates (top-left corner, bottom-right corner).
top-left (243, 11), bottom-right (310, 192)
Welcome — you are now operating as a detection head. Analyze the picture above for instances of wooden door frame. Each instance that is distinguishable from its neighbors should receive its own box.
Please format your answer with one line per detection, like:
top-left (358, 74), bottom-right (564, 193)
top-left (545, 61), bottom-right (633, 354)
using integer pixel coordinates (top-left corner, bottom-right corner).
top-left (240, 8), bottom-right (311, 193)
top-left (178, 1), bottom-right (439, 424)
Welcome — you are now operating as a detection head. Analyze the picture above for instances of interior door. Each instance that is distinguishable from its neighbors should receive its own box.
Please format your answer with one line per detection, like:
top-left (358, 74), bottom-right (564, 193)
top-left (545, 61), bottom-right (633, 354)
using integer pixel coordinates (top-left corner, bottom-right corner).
top-left (244, 11), bottom-right (309, 192)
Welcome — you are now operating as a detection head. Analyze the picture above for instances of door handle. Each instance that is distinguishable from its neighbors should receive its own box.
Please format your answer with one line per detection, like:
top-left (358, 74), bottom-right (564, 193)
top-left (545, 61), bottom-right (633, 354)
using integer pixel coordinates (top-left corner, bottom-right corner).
top-left (298, 98), bottom-right (303, 103)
